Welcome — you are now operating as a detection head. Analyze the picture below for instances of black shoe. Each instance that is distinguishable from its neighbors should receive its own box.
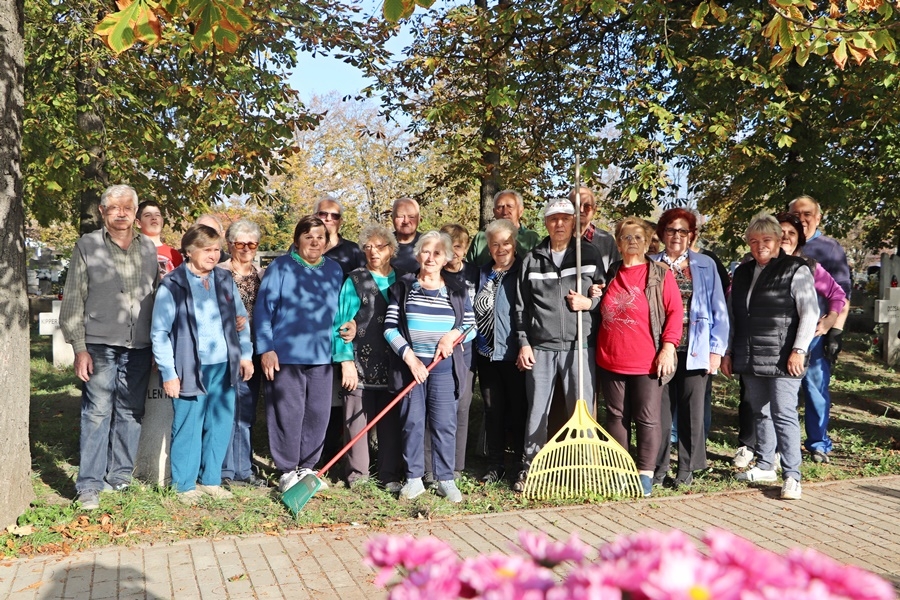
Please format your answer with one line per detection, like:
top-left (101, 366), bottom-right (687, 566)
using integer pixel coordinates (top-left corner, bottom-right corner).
top-left (811, 450), bottom-right (830, 464)
top-left (223, 474), bottom-right (269, 489)
top-left (673, 473), bottom-right (694, 488)
top-left (481, 467), bottom-right (505, 484)
top-left (652, 472), bottom-right (667, 487)
top-left (512, 470), bottom-right (527, 493)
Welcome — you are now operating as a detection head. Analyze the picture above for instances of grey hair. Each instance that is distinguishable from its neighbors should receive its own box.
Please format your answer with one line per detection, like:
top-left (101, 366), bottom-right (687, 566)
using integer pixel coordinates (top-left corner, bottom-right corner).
top-left (225, 219), bottom-right (261, 243)
top-left (392, 197), bottom-right (420, 218)
top-left (485, 218), bottom-right (518, 243)
top-left (100, 184), bottom-right (138, 210)
top-left (414, 230), bottom-right (453, 258)
top-left (196, 214), bottom-right (225, 235)
top-left (787, 194), bottom-right (822, 216)
top-left (313, 195), bottom-right (343, 214)
top-left (492, 189), bottom-right (524, 209)
top-left (358, 224), bottom-right (398, 257)
top-left (744, 211), bottom-right (783, 243)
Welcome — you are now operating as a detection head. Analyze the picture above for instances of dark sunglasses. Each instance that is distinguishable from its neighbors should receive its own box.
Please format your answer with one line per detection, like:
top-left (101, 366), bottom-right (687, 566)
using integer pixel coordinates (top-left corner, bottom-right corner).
top-left (317, 211), bottom-right (341, 220)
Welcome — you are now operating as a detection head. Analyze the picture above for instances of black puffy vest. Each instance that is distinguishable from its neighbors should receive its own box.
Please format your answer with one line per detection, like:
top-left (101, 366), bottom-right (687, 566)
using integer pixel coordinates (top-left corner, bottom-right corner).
top-left (731, 251), bottom-right (805, 377)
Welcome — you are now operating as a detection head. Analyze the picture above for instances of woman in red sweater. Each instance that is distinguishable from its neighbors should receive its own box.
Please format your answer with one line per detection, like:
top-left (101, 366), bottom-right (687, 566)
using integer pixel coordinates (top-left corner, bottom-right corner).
top-left (596, 217), bottom-right (683, 497)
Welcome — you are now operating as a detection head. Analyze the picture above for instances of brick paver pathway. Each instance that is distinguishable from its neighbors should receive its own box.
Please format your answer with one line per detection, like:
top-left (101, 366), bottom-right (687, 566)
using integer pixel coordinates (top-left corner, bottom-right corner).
top-left (2, 475), bottom-right (898, 599)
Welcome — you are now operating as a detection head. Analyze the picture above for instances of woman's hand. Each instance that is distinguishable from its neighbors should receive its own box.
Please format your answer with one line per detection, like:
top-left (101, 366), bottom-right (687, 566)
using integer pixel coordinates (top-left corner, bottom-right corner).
top-left (588, 283), bottom-right (605, 299)
top-left (261, 351), bottom-right (280, 381)
top-left (653, 343), bottom-right (676, 379)
top-left (815, 311), bottom-right (838, 337)
top-left (239, 359), bottom-right (254, 381)
top-left (162, 378), bottom-right (181, 399)
top-left (339, 320), bottom-right (357, 342)
top-left (236, 315), bottom-right (247, 332)
top-left (434, 331), bottom-right (459, 361)
top-left (720, 355), bottom-right (733, 378)
top-left (341, 361), bottom-right (359, 391)
top-left (787, 350), bottom-right (806, 377)
top-left (403, 349), bottom-right (429, 383)
top-left (565, 289), bottom-right (593, 311)
top-left (708, 353), bottom-right (722, 374)
top-left (516, 345), bottom-right (536, 371)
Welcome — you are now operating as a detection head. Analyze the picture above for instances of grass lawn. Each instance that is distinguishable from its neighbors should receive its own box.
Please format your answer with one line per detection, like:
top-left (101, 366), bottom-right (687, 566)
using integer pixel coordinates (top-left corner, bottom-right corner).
top-left (5, 324), bottom-right (900, 558)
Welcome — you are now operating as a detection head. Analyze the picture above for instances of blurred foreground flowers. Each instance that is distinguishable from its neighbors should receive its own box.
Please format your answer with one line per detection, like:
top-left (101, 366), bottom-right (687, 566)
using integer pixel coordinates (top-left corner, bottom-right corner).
top-left (365, 528), bottom-right (895, 599)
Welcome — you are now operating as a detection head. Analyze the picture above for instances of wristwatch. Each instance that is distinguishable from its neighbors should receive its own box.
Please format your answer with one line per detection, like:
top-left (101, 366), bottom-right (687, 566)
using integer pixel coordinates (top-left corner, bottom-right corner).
top-left (793, 348), bottom-right (807, 355)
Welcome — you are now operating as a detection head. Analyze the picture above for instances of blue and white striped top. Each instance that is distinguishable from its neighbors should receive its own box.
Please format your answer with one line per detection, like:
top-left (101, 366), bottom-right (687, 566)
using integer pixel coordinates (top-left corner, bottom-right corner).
top-left (384, 281), bottom-right (476, 366)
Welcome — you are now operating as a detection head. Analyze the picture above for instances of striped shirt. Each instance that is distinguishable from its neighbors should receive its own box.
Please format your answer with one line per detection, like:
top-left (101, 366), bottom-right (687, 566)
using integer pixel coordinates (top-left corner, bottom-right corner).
top-left (384, 282), bottom-right (476, 364)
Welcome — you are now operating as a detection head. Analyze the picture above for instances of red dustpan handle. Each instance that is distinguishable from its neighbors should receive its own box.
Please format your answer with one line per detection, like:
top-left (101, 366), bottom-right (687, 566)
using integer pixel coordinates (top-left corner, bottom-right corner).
top-left (315, 324), bottom-right (474, 478)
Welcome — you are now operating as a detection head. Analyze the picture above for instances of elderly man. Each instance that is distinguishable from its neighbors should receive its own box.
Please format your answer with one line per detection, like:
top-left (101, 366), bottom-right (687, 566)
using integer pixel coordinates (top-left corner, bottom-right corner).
top-left (390, 197), bottom-right (422, 273)
top-left (136, 199), bottom-right (182, 276)
top-left (571, 186), bottom-right (620, 274)
top-left (515, 198), bottom-right (604, 492)
top-left (316, 196), bottom-right (365, 278)
top-left (466, 190), bottom-right (541, 267)
top-left (789, 195), bottom-right (852, 464)
top-left (61, 184), bottom-right (160, 510)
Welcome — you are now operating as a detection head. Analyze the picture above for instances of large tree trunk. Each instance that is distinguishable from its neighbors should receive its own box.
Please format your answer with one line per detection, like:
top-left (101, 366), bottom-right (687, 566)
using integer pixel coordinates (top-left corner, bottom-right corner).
top-left (476, 0), bottom-right (502, 229)
top-left (0, 0), bottom-right (35, 526)
top-left (76, 47), bottom-right (107, 235)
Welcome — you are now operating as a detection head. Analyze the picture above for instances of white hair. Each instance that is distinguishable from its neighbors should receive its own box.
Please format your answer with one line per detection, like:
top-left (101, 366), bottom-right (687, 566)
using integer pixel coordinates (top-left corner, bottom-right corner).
top-left (414, 230), bottom-right (452, 258)
top-left (100, 184), bottom-right (138, 210)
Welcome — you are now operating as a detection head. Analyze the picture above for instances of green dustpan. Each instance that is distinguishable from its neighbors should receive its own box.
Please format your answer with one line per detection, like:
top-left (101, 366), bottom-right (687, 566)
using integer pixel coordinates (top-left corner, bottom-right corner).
top-left (281, 472), bottom-right (324, 516)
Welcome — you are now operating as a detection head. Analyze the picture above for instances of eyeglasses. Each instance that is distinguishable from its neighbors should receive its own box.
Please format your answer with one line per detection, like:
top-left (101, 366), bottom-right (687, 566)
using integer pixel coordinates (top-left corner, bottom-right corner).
top-left (232, 241), bottom-right (259, 250)
top-left (664, 227), bottom-right (691, 237)
top-left (363, 243), bottom-right (390, 252)
top-left (317, 211), bottom-right (341, 220)
top-left (621, 234), bottom-right (645, 242)
top-left (790, 210), bottom-right (816, 219)
top-left (579, 204), bottom-right (595, 212)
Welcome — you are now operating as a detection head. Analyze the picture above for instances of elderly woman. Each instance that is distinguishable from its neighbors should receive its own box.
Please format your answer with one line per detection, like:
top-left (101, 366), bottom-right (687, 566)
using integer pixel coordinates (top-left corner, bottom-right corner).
top-left (473, 219), bottom-right (526, 486)
top-left (151, 224), bottom-right (254, 504)
top-left (777, 212), bottom-right (847, 463)
top-left (254, 215), bottom-right (344, 493)
top-left (596, 217), bottom-right (682, 497)
top-left (722, 212), bottom-right (819, 500)
top-left (333, 224), bottom-right (403, 490)
top-left (650, 208), bottom-right (729, 488)
top-left (384, 231), bottom-right (476, 503)
top-left (218, 219), bottom-right (267, 488)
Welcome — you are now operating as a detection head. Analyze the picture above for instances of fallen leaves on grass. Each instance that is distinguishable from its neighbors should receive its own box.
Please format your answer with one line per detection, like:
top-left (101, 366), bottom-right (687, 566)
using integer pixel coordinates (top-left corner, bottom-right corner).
top-left (227, 573), bottom-right (248, 582)
top-left (6, 524), bottom-right (33, 536)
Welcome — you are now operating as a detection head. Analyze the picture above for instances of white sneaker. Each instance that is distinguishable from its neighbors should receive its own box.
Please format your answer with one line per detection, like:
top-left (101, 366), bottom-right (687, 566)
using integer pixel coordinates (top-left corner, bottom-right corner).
top-left (400, 477), bottom-right (426, 500)
top-left (781, 477), bottom-right (802, 500)
top-left (196, 484), bottom-right (233, 500)
top-left (733, 446), bottom-right (754, 469)
top-left (735, 467), bottom-right (778, 482)
top-left (177, 490), bottom-right (205, 505)
top-left (297, 468), bottom-right (327, 489)
top-left (279, 470), bottom-right (300, 493)
top-left (434, 480), bottom-right (463, 503)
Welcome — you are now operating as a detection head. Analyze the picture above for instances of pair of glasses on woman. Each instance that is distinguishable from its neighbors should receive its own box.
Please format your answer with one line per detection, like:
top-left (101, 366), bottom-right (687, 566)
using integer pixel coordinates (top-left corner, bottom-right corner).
top-left (232, 241), bottom-right (259, 250)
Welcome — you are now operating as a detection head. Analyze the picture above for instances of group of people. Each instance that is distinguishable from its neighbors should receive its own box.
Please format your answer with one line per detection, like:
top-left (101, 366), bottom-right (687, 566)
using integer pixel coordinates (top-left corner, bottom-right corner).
top-left (61, 182), bottom-right (850, 509)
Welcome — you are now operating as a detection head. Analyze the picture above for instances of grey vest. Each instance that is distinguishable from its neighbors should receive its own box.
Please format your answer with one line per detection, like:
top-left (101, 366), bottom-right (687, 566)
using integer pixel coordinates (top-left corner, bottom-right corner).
top-left (349, 268), bottom-right (390, 389)
top-left (77, 229), bottom-right (157, 348)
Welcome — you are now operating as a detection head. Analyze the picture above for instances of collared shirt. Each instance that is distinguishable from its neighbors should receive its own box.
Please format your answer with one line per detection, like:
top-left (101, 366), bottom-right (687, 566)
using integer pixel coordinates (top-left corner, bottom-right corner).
top-left (60, 229), bottom-right (149, 353)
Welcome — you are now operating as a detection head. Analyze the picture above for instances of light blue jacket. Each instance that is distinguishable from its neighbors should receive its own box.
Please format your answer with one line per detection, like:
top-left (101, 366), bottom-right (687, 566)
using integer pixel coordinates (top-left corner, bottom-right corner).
top-left (651, 250), bottom-right (729, 372)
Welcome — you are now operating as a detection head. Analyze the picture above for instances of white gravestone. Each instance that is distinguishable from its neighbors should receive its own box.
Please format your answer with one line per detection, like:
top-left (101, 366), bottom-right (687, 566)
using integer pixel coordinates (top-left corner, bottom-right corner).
top-left (874, 253), bottom-right (900, 366)
top-left (134, 370), bottom-right (173, 486)
top-left (38, 301), bottom-right (74, 368)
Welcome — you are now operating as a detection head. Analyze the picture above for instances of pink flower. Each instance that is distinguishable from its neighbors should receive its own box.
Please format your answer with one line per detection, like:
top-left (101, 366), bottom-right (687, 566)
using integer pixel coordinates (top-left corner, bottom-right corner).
top-left (552, 563), bottom-right (623, 600)
top-left (640, 550), bottom-right (745, 600)
top-left (366, 535), bottom-right (459, 588)
top-left (459, 553), bottom-right (555, 598)
top-left (703, 528), bottom-right (799, 591)
top-left (786, 547), bottom-right (896, 600)
top-left (598, 529), bottom-right (699, 592)
top-left (517, 530), bottom-right (593, 567)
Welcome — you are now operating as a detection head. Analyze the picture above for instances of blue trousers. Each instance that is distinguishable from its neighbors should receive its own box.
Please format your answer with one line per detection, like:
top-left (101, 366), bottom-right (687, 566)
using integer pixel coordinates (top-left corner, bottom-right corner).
top-left (265, 364), bottom-right (333, 472)
top-left (742, 374), bottom-right (802, 481)
top-left (76, 345), bottom-right (152, 494)
top-left (801, 335), bottom-right (833, 454)
top-left (170, 363), bottom-right (235, 492)
top-left (221, 355), bottom-right (262, 480)
top-left (400, 362), bottom-right (458, 481)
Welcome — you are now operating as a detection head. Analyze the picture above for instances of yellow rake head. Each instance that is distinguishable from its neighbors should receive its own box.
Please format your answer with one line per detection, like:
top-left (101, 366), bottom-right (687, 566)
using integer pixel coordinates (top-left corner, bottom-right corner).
top-left (523, 398), bottom-right (643, 500)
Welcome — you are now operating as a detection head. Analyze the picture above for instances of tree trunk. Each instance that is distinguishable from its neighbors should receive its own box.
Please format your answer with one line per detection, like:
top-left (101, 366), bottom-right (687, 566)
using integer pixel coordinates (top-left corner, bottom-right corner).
top-left (0, 0), bottom-right (35, 526)
top-left (76, 47), bottom-right (107, 235)
top-left (476, 0), bottom-right (503, 229)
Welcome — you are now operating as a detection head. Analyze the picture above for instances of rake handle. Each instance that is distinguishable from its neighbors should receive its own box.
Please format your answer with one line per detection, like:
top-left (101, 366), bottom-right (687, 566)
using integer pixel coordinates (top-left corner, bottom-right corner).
top-left (316, 325), bottom-right (473, 478)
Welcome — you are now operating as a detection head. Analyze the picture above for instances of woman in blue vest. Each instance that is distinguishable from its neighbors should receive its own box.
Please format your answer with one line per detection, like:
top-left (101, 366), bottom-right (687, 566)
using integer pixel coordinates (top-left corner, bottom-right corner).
top-left (721, 212), bottom-right (819, 501)
top-left (151, 224), bottom-right (254, 505)
top-left (384, 231), bottom-right (476, 503)
top-left (255, 215), bottom-right (344, 494)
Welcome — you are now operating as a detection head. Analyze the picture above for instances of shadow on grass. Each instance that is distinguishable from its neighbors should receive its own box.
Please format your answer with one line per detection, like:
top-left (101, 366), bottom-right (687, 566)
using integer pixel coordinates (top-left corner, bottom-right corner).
top-left (30, 390), bottom-right (81, 500)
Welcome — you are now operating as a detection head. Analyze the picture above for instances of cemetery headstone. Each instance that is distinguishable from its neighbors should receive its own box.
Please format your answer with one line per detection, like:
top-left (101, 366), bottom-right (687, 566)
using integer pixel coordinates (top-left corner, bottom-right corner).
top-left (134, 370), bottom-right (173, 486)
top-left (874, 252), bottom-right (900, 366)
top-left (38, 300), bottom-right (74, 368)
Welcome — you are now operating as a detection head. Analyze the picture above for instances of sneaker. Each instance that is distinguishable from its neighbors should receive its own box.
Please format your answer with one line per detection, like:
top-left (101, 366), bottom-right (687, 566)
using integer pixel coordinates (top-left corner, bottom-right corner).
top-left (400, 477), bottom-right (426, 500)
top-left (278, 470), bottom-right (300, 493)
top-left (384, 481), bottom-right (403, 494)
top-left (811, 450), bottom-right (830, 464)
top-left (481, 467), bottom-right (505, 484)
top-left (223, 474), bottom-right (269, 489)
top-left (177, 489), bottom-right (205, 505)
top-left (512, 470), bottom-right (527, 493)
top-left (735, 467), bottom-right (778, 482)
top-left (733, 446), bottom-right (754, 469)
top-left (196, 484), bottom-right (233, 500)
top-left (639, 474), bottom-right (652, 497)
top-left (297, 468), bottom-right (327, 489)
top-left (673, 473), bottom-right (694, 488)
top-left (651, 471), bottom-right (667, 487)
top-left (76, 489), bottom-right (100, 510)
top-left (101, 481), bottom-right (130, 493)
top-left (434, 480), bottom-right (463, 503)
top-left (781, 477), bottom-right (802, 500)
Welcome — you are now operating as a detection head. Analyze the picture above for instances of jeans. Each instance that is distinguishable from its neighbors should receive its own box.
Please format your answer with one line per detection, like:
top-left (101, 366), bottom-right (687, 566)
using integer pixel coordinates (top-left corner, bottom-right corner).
top-left (76, 344), bottom-right (152, 494)
top-left (400, 361), bottom-right (457, 481)
top-left (801, 335), bottom-right (833, 454)
top-left (221, 355), bottom-right (262, 481)
top-left (742, 374), bottom-right (802, 481)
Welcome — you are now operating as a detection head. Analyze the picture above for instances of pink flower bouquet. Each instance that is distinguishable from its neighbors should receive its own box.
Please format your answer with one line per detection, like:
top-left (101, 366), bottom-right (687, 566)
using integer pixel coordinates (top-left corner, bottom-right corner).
top-left (365, 528), bottom-right (896, 600)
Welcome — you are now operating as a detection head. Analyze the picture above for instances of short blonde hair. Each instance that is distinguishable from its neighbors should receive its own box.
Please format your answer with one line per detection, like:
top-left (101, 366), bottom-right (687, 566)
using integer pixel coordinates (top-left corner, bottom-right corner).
top-left (615, 216), bottom-right (654, 241)
top-left (414, 230), bottom-right (453, 258)
top-left (358, 224), bottom-right (398, 257)
top-left (744, 211), bottom-right (782, 243)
